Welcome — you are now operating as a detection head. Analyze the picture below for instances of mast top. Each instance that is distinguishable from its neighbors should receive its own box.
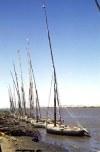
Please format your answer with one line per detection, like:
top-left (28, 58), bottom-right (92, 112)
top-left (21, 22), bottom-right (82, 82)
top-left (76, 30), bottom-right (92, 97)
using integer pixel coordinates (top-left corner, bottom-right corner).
top-left (42, 4), bottom-right (46, 8)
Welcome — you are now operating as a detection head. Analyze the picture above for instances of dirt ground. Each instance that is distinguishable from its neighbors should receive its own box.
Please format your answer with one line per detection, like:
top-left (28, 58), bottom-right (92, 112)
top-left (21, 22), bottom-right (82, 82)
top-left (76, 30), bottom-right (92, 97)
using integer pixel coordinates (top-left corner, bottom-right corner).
top-left (0, 135), bottom-right (67, 152)
top-left (0, 111), bottom-right (67, 152)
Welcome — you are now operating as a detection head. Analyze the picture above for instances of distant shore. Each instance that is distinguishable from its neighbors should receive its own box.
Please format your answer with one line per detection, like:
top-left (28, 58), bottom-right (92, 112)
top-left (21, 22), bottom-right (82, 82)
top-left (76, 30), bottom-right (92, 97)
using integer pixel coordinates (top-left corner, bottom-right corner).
top-left (0, 106), bottom-right (100, 110)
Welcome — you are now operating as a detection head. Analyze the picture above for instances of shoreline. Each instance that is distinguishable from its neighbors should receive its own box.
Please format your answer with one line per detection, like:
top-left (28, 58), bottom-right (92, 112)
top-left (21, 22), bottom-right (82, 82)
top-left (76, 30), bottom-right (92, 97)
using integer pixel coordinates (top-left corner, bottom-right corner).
top-left (0, 134), bottom-right (67, 152)
top-left (0, 111), bottom-right (67, 152)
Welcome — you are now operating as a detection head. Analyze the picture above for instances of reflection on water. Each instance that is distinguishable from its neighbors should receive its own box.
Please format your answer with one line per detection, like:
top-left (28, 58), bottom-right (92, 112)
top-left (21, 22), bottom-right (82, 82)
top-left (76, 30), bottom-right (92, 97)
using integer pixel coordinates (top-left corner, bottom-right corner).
top-left (40, 107), bottom-right (100, 152)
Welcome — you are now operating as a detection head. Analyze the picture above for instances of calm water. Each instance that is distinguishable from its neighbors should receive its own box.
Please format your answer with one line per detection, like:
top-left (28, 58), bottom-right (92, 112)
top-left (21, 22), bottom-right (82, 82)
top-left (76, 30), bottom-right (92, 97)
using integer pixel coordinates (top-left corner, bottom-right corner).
top-left (39, 107), bottom-right (100, 152)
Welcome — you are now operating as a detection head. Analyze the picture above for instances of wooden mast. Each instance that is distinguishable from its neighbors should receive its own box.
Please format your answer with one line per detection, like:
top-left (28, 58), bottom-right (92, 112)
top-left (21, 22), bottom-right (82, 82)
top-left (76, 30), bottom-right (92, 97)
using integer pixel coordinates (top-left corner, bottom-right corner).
top-left (42, 3), bottom-right (61, 126)
top-left (12, 64), bottom-right (22, 115)
top-left (95, 0), bottom-right (100, 11)
top-left (27, 52), bottom-right (41, 122)
top-left (8, 86), bottom-right (15, 113)
top-left (13, 83), bottom-right (16, 111)
top-left (28, 53), bottom-right (35, 118)
top-left (17, 50), bottom-right (26, 115)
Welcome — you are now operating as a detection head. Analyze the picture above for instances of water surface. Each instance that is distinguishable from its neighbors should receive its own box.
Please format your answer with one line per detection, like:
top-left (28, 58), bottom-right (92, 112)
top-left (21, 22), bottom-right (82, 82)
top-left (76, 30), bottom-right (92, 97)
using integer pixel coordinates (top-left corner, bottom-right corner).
top-left (40, 107), bottom-right (100, 152)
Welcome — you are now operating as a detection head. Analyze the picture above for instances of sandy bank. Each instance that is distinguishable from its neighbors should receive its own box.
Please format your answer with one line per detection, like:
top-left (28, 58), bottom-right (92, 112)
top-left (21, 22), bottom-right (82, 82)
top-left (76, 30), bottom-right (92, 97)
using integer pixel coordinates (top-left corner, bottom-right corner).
top-left (0, 135), bottom-right (67, 152)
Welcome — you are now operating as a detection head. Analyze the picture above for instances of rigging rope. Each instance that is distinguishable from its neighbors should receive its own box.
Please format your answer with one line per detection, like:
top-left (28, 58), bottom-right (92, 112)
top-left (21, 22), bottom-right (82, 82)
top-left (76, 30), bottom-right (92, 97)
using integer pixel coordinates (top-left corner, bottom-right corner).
top-left (65, 107), bottom-right (84, 129)
top-left (46, 72), bottom-right (53, 121)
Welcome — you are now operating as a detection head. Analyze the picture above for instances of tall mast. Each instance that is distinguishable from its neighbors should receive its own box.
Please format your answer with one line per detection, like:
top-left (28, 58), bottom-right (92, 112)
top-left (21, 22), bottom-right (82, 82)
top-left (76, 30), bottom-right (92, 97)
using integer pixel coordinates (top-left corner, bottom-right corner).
top-left (17, 50), bottom-right (26, 115)
top-left (27, 52), bottom-right (41, 122)
top-left (10, 71), bottom-right (19, 114)
top-left (12, 64), bottom-right (22, 115)
top-left (29, 75), bottom-right (34, 117)
top-left (13, 83), bottom-right (16, 112)
top-left (26, 40), bottom-right (34, 118)
top-left (8, 86), bottom-right (15, 113)
top-left (42, 3), bottom-right (61, 126)
top-left (28, 54), bottom-right (35, 117)
top-left (95, 0), bottom-right (100, 11)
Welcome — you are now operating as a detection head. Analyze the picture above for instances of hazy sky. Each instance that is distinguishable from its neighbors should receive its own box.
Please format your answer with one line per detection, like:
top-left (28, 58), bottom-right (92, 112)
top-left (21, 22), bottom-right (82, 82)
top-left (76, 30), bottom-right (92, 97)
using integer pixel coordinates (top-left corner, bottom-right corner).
top-left (0, 0), bottom-right (100, 108)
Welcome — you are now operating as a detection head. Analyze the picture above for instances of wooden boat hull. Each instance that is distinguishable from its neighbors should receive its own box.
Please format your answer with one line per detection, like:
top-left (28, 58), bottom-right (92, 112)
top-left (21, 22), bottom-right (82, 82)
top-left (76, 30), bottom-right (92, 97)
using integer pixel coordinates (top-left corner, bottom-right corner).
top-left (47, 128), bottom-right (87, 136)
top-left (33, 122), bottom-right (46, 128)
top-left (46, 125), bottom-right (90, 136)
top-left (20, 116), bottom-right (46, 128)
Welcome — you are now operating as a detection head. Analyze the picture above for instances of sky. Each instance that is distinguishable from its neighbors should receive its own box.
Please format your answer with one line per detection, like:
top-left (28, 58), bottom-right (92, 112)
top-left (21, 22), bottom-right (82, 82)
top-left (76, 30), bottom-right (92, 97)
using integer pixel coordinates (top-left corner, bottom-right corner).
top-left (0, 0), bottom-right (100, 108)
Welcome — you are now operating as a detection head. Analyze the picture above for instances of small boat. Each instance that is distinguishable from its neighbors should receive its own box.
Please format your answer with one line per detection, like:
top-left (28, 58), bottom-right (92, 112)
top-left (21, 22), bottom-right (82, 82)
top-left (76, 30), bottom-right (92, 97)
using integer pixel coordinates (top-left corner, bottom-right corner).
top-left (42, 3), bottom-right (90, 137)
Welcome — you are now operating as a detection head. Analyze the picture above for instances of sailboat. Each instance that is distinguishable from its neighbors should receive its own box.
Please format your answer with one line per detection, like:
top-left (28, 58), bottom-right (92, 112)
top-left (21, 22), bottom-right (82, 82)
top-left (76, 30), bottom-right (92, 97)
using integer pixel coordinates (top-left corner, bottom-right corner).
top-left (27, 51), bottom-right (46, 128)
top-left (11, 64), bottom-right (22, 116)
top-left (42, 3), bottom-right (90, 136)
top-left (16, 50), bottom-right (28, 123)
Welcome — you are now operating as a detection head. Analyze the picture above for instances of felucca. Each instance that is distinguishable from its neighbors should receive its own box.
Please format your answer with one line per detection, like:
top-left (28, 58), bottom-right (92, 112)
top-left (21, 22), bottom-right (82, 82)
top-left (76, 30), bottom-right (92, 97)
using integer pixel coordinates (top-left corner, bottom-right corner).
top-left (27, 51), bottom-right (46, 128)
top-left (42, 3), bottom-right (90, 136)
